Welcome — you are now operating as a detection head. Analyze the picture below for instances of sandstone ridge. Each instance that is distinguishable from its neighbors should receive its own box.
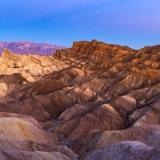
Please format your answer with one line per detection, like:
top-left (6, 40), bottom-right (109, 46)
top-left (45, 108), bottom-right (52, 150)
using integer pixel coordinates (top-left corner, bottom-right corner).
top-left (0, 40), bottom-right (160, 159)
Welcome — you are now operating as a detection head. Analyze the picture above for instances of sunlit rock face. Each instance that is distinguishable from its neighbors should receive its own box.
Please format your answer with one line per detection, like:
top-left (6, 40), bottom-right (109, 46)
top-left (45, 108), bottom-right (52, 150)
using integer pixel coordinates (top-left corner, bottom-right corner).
top-left (0, 40), bottom-right (160, 159)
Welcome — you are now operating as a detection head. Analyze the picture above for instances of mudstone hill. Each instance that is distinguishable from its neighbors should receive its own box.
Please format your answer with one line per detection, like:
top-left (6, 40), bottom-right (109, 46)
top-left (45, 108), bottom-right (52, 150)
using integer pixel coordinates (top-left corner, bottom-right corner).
top-left (0, 40), bottom-right (160, 159)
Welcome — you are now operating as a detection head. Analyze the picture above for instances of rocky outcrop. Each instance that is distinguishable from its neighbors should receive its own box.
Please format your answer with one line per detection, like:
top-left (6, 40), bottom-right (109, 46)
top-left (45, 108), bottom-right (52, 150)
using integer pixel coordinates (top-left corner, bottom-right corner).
top-left (85, 141), bottom-right (160, 160)
top-left (0, 40), bottom-right (160, 159)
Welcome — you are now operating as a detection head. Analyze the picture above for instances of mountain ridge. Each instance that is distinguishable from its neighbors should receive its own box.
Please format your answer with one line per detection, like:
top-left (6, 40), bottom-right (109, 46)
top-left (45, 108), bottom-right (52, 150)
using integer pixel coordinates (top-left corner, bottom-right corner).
top-left (0, 41), bottom-right (65, 55)
top-left (0, 40), bottom-right (159, 160)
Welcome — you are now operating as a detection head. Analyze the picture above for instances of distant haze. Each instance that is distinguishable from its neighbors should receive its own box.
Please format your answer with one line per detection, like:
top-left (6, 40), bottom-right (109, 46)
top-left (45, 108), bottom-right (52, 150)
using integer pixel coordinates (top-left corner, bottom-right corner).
top-left (0, 41), bottom-right (65, 55)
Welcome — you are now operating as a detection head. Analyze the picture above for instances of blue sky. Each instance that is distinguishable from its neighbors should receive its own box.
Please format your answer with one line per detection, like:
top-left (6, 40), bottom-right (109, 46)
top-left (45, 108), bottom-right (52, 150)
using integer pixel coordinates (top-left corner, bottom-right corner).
top-left (0, 0), bottom-right (159, 49)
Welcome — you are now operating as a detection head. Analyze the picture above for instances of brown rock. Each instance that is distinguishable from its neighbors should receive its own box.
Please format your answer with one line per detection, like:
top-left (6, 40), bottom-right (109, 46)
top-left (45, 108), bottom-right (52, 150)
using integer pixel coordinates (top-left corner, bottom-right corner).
top-left (0, 41), bottom-right (160, 159)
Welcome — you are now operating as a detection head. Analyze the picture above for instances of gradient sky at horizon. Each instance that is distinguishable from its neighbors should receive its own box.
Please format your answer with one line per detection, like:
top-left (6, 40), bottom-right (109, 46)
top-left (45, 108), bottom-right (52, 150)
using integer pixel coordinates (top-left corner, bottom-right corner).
top-left (0, 0), bottom-right (159, 49)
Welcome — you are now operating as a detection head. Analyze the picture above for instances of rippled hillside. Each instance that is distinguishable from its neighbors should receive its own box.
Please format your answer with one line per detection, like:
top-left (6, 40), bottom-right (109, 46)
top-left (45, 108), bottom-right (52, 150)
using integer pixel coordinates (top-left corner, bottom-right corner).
top-left (0, 40), bottom-right (160, 160)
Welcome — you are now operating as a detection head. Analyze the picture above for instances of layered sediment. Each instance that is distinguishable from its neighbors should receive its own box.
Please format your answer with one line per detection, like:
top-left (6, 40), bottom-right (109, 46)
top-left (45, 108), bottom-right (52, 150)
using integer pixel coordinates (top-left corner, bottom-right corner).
top-left (0, 40), bottom-right (160, 159)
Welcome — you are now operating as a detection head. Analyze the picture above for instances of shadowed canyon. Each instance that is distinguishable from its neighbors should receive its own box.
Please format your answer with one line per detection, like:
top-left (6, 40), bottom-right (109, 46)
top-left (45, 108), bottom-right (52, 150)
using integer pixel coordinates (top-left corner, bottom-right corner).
top-left (0, 40), bottom-right (160, 159)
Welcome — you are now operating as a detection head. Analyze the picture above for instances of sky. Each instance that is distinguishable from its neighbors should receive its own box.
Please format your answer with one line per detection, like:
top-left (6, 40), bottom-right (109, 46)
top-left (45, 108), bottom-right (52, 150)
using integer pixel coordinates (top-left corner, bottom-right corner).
top-left (0, 0), bottom-right (159, 49)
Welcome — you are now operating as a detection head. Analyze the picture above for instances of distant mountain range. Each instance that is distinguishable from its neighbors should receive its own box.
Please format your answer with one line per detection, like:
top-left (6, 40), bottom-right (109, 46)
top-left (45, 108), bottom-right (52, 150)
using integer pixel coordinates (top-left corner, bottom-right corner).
top-left (0, 41), bottom-right (65, 55)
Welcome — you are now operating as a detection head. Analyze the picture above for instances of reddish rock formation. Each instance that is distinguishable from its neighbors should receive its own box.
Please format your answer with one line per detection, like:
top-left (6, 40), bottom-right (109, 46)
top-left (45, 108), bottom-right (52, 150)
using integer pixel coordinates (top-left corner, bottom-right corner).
top-left (0, 40), bottom-right (160, 159)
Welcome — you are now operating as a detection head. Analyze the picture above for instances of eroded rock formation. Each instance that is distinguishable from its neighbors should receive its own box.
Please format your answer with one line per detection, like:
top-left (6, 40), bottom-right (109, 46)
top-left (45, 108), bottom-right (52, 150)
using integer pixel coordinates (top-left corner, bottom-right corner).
top-left (0, 41), bottom-right (160, 159)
